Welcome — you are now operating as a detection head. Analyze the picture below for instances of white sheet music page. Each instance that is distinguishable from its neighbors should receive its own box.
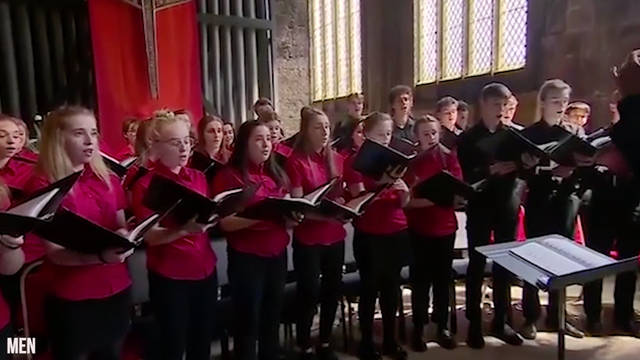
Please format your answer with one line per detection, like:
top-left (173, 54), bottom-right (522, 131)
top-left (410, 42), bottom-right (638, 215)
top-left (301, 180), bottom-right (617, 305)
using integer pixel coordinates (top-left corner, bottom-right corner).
top-left (510, 242), bottom-right (586, 276)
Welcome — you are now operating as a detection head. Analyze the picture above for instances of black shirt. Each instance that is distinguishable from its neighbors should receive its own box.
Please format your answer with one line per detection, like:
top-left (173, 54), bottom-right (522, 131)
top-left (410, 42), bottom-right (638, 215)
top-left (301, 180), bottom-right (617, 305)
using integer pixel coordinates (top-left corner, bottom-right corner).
top-left (440, 126), bottom-right (459, 150)
top-left (457, 121), bottom-right (520, 203)
top-left (393, 118), bottom-right (416, 143)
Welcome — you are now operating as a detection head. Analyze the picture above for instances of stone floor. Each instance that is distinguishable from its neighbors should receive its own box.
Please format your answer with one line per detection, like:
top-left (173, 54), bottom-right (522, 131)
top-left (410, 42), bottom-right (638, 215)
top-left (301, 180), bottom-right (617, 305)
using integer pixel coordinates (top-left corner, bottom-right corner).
top-left (314, 276), bottom-right (640, 360)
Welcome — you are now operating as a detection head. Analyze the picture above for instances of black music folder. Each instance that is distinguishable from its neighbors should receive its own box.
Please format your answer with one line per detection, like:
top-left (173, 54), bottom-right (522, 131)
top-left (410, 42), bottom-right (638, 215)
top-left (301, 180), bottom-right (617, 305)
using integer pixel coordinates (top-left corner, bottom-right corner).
top-left (542, 131), bottom-right (612, 166)
top-left (352, 139), bottom-right (417, 180)
top-left (189, 151), bottom-right (223, 182)
top-left (476, 234), bottom-right (638, 291)
top-left (34, 209), bottom-right (163, 253)
top-left (389, 136), bottom-right (418, 156)
top-left (412, 171), bottom-right (480, 207)
top-left (0, 171), bottom-right (82, 237)
top-left (143, 174), bottom-right (252, 225)
top-left (316, 191), bottom-right (379, 221)
top-left (101, 151), bottom-right (137, 178)
top-left (237, 178), bottom-right (338, 221)
top-left (476, 126), bottom-right (553, 161)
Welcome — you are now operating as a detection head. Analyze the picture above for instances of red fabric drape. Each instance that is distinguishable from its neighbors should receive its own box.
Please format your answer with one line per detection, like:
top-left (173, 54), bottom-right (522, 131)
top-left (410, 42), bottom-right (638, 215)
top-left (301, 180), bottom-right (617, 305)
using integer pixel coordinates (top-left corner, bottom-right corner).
top-left (88, 0), bottom-right (203, 155)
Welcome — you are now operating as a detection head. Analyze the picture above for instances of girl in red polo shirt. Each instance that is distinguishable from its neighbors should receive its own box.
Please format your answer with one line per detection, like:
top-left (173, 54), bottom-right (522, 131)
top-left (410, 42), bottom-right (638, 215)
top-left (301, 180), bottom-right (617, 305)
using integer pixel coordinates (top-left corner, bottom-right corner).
top-left (344, 112), bottom-right (410, 360)
top-left (285, 107), bottom-right (345, 360)
top-left (32, 106), bottom-right (133, 360)
top-left (404, 115), bottom-right (464, 351)
top-left (0, 182), bottom-right (25, 354)
top-left (221, 122), bottom-right (235, 163)
top-left (123, 117), bottom-right (159, 192)
top-left (0, 115), bottom-right (36, 198)
top-left (334, 118), bottom-right (364, 159)
top-left (193, 114), bottom-right (226, 164)
top-left (131, 111), bottom-right (218, 360)
top-left (212, 120), bottom-right (291, 360)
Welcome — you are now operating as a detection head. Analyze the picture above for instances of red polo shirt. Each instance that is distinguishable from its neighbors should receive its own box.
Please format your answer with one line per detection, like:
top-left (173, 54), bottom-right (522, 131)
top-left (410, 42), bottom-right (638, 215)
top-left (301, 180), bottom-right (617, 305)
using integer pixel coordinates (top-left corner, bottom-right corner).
top-left (131, 164), bottom-right (216, 280)
top-left (0, 156), bottom-right (35, 195)
top-left (0, 199), bottom-right (9, 329)
top-left (114, 146), bottom-right (135, 162)
top-left (212, 164), bottom-right (290, 257)
top-left (404, 145), bottom-right (462, 237)
top-left (343, 155), bottom-right (408, 235)
top-left (29, 167), bottom-right (132, 300)
top-left (17, 149), bottom-right (39, 162)
top-left (285, 149), bottom-right (346, 246)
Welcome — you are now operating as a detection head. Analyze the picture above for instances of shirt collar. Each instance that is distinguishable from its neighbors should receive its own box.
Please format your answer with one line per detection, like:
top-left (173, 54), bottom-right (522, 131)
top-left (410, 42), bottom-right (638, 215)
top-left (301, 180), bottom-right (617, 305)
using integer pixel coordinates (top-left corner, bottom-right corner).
top-left (154, 162), bottom-right (192, 182)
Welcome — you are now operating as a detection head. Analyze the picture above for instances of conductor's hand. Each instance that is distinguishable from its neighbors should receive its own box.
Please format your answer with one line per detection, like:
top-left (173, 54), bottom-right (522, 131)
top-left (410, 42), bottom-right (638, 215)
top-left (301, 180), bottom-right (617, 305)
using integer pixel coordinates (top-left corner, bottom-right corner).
top-left (520, 153), bottom-right (540, 170)
top-left (101, 248), bottom-right (134, 264)
top-left (0, 235), bottom-right (23, 252)
top-left (490, 161), bottom-right (517, 175)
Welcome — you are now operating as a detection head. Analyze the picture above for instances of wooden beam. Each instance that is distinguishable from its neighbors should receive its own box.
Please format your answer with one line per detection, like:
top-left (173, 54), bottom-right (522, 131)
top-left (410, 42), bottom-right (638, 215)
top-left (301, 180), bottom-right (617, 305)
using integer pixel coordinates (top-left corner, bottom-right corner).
top-left (13, 3), bottom-right (38, 121)
top-left (32, 6), bottom-right (54, 111)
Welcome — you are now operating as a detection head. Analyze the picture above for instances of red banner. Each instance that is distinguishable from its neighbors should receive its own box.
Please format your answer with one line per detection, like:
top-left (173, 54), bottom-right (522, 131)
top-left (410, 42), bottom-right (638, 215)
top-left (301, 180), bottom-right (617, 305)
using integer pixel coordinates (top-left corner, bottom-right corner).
top-left (88, 0), bottom-right (203, 155)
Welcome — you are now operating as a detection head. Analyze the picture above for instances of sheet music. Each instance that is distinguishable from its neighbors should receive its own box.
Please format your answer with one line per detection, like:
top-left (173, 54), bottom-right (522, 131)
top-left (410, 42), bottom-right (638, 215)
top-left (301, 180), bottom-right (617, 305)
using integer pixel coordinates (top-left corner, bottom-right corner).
top-left (510, 242), bottom-right (586, 276)
top-left (540, 237), bottom-right (613, 268)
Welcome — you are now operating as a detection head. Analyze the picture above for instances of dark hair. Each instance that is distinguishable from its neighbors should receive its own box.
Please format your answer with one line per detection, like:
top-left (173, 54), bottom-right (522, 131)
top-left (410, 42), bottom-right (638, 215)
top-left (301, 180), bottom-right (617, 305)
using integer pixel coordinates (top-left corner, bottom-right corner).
top-left (230, 120), bottom-right (288, 188)
top-left (480, 83), bottom-right (512, 102)
top-left (294, 106), bottom-right (337, 178)
top-left (457, 100), bottom-right (470, 112)
top-left (253, 98), bottom-right (274, 111)
top-left (122, 117), bottom-right (138, 135)
top-left (388, 85), bottom-right (413, 105)
top-left (333, 117), bottom-right (363, 152)
top-left (436, 96), bottom-right (459, 113)
top-left (197, 114), bottom-right (224, 153)
top-left (347, 93), bottom-right (364, 103)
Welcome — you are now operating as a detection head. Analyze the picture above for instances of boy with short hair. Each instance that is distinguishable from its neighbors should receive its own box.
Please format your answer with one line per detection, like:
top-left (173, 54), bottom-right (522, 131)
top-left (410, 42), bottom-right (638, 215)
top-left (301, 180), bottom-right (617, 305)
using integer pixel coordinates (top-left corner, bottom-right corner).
top-left (388, 85), bottom-right (416, 142)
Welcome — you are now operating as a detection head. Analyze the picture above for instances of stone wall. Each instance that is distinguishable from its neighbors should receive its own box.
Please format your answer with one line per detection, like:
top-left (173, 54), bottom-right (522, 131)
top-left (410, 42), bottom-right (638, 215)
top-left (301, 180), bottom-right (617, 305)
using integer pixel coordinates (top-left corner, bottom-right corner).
top-left (270, 0), bottom-right (640, 132)
top-left (273, 0), bottom-right (309, 136)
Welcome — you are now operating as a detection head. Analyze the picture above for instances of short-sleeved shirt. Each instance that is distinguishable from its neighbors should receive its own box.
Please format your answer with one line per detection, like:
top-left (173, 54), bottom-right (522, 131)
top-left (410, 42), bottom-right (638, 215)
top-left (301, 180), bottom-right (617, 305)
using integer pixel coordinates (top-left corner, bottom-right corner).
top-left (31, 167), bottom-right (132, 300)
top-left (0, 156), bottom-right (36, 198)
top-left (285, 149), bottom-right (346, 246)
top-left (343, 155), bottom-right (408, 235)
top-left (404, 145), bottom-right (462, 237)
top-left (212, 164), bottom-right (290, 257)
top-left (131, 164), bottom-right (217, 280)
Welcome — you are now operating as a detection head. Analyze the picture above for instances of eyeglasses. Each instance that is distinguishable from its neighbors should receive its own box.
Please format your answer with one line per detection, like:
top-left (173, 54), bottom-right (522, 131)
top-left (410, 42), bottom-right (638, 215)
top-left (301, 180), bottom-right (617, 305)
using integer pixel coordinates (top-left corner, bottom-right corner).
top-left (160, 136), bottom-right (195, 148)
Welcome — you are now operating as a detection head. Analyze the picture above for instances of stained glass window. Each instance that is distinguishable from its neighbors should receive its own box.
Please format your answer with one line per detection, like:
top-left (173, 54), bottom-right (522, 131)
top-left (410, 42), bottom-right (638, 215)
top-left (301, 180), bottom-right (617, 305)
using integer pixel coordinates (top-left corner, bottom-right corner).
top-left (414, 0), bottom-right (528, 85)
top-left (310, 0), bottom-right (362, 101)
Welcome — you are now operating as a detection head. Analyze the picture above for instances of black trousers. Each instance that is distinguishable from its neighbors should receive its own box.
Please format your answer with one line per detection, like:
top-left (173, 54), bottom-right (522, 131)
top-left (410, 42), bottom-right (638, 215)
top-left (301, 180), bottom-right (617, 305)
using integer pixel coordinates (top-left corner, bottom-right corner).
top-left (0, 324), bottom-right (12, 360)
top-left (46, 288), bottom-right (131, 360)
top-left (353, 230), bottom-right (408, 347)
top-left (148, 272), bottom-right (218, 360)
top-left (293, 240), bottom-right (345, 349)
top-left (228, 248), bottom-right (287, 360)
top-left (465, 185), bottom-right (522, 327)
top-left (410, 232), bottom-right (455, 332)
top-left (583, 187), bottom-right (640, 323)
top-left (522, 190), bottom-right (581, 324)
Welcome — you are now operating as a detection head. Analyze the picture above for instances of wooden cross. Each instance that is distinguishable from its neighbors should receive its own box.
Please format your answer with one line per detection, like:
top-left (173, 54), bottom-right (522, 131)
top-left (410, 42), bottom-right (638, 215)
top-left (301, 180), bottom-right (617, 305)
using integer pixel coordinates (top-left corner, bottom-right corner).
top-left (121, 0), bottom-right (191, 99)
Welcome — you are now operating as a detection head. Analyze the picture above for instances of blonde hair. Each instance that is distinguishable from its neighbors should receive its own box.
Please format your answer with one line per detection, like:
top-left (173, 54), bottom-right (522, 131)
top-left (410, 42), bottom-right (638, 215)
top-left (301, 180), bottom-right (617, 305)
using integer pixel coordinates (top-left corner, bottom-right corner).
top-left (37, 106), bottom-right (111, 186)
top-left (534, 79), bottom-right (572, 122)
top-left (149, 109), bottom-right (192, 143)
top-left (566, 101), bottom-right (591, 114)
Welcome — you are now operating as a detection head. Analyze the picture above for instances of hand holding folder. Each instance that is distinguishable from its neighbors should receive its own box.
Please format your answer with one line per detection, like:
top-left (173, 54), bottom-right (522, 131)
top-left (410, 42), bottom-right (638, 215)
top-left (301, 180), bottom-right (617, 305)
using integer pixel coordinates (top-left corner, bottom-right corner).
top-left (143, 174), bottom-right (254, 225)
top-left (352, 139), bottom-right (417, 181)
top-left (34, 209), bottom-right (165, 254)
top-left (237, 178), bottom-right (339, 221)
top-left (412, 171), bottom-right (479, 207)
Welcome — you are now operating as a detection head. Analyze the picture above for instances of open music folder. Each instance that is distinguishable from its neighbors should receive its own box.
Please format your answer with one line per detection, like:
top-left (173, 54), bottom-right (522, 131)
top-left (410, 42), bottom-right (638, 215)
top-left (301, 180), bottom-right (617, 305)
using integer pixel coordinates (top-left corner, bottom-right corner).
top-left (352, 139), bottom-right (417, 180)
top-left (34, 209), bottom-right (164, 253)
top-left (0, 171), bottom-right (82, 237)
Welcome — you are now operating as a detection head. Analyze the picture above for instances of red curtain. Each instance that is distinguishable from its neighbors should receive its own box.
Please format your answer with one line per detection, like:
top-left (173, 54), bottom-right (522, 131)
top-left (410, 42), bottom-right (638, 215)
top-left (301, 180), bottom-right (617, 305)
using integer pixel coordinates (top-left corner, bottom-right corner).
top-left (88, 0), bottom-right (203, 155)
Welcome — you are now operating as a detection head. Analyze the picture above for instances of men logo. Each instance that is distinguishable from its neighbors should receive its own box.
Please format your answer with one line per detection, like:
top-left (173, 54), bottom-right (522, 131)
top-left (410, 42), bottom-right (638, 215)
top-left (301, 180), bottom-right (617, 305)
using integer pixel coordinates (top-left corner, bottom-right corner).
top-left (6, 337), bottom-right (36, 355)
